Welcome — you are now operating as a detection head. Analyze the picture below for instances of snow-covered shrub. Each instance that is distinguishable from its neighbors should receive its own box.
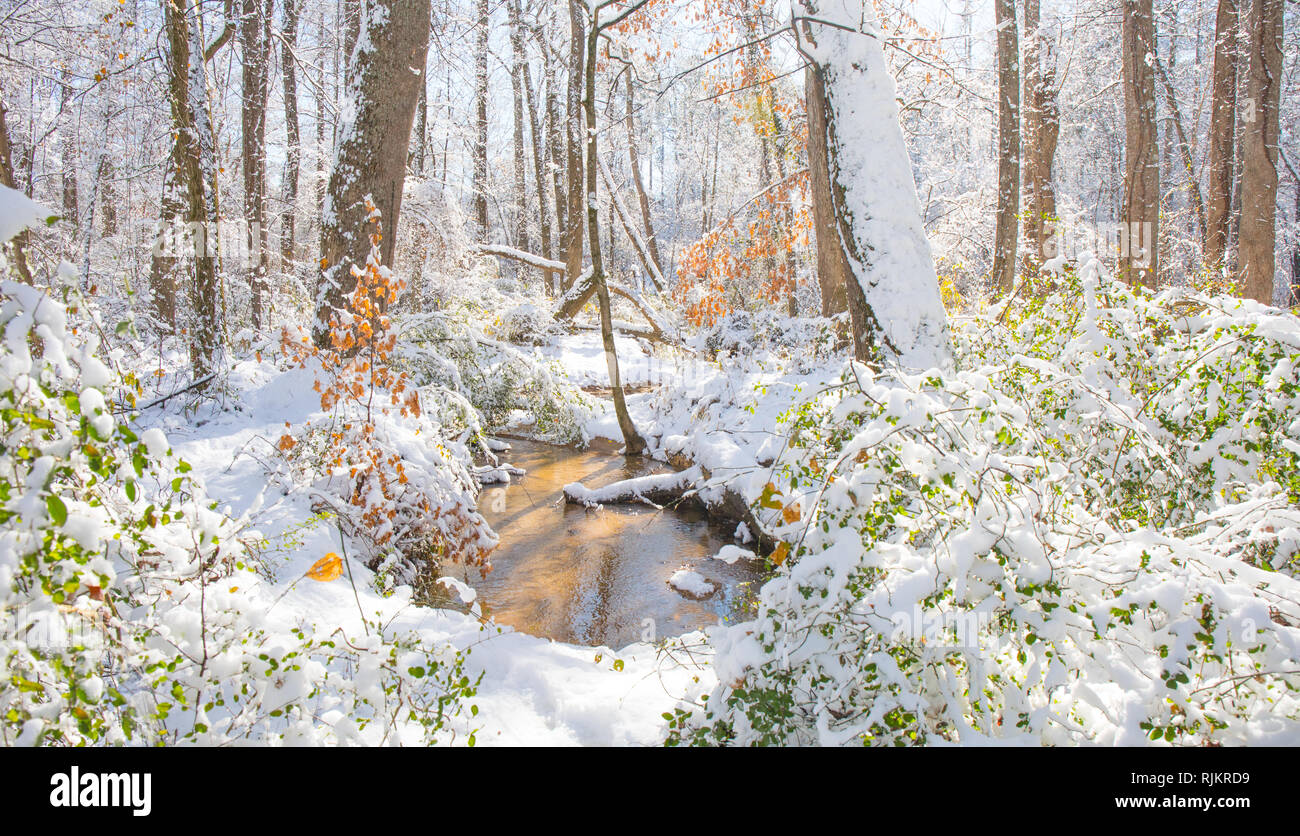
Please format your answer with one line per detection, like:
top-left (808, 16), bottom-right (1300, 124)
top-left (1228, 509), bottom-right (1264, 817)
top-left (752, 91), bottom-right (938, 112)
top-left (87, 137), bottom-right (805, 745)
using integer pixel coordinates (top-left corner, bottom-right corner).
top-left (278, 207), bottom-right (497, 577)
top-left (493, 303), bottom-right (557, 346)
top-left (394, 309), bottom-right (596, 444)
top-left (0, 272), bottom-right (481, 745)
top-left (696, 309), bottom-right (846, 364)
top-left (666, 255), bottom-right (1300, 746)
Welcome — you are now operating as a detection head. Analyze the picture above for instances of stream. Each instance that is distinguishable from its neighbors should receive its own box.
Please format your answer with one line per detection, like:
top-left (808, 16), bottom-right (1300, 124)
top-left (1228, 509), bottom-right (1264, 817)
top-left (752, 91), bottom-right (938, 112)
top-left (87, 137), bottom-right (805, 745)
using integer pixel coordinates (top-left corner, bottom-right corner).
top-left (439, 438), bottom-right (761, 649)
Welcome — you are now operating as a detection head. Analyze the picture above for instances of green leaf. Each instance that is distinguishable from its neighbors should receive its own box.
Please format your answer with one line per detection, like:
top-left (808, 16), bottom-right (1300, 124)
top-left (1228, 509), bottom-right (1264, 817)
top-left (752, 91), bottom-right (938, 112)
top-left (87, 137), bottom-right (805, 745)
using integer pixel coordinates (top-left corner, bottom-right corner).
top-left (46, 494), bottom-right (67, 526)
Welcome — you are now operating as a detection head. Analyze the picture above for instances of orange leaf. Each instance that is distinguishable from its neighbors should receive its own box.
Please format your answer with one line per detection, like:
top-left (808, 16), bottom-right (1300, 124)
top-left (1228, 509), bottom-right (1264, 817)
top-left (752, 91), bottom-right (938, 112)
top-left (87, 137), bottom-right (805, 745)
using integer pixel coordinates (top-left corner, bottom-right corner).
top-left (770, 542), bottom-right (790, 566)
top-left (306, 553), bottom-right (343, 582)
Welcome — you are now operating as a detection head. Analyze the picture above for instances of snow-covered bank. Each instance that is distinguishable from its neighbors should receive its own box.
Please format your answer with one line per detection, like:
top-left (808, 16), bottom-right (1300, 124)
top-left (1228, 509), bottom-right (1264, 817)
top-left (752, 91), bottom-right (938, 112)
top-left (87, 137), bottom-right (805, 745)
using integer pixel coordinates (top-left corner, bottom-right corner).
top-left (148, 352), bottom-right (715, 746)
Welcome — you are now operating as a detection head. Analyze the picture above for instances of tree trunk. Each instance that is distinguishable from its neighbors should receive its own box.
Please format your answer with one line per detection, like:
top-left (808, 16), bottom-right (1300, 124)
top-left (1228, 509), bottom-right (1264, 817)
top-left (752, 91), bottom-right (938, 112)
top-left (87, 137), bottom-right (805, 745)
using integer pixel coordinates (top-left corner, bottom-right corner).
top-left (585, 5), bottom-right (645, 455)
top-left (767, 84), bottom-right (801, 317)
top-left (624, 72), bottom-right (661, 272)
top-left (315, 0), bottom-right (431, 347)
top-left (1239, 0), bottom-right (1283, 304)
top-left (796, 0), bottom-right (949, 369)
top-left (471, 0), bottom-right (490, 237)
top-left (97, 155), bottom-right (117, 237)
top-left (153, 0), bottom-right (223, 375)
top-left (1021, 0), bottom-right (1058, 276)
top-left (563, 0), bottom-right (586, 292)
top-left (241, 0), bottom-right (271, 329)
top-left (1121, 0), bottom-right (1160, 288)
top-left (540, 19), bottom-right (567, 253)
top-left (508, 0), bottom-right (530, 256)
top-left (991, 0), bottom-right (1019, 294)
top-left (1205, 0), bottom-right (1238, 275)
top-left (59, 73), bottom-right (78, 229)
top-left (521, 8), bottom-right (556, 294)
top-left (315, 4), bottom-right (329, 255)
top-left (343, 0), bottom-right (360, 84)
top-left (805, 67), bottom-right (847, 316)
top-left (281, 0), bottom-right (301, 270)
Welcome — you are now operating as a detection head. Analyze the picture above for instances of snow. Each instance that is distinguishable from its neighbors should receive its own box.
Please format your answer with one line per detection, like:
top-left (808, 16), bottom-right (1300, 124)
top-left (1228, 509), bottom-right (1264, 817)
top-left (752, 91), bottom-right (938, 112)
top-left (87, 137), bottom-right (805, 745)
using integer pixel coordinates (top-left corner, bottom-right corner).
top-left (563, 465), bottom-right (700, 507)
top-left (712, 545), bottom-right (757, 565)
top-left (668, 568), bottom-right (716, 598)
top-left (0, 185), bottom-right (50, 242)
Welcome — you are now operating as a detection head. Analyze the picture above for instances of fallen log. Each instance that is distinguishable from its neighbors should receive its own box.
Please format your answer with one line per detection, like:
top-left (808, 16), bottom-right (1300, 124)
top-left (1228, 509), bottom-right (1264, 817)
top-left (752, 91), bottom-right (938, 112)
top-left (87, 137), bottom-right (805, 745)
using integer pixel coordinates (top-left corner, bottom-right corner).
top-left (564, 458), bottom-right (778, 555)
top-left (564, 466), bottom-right (704, 509)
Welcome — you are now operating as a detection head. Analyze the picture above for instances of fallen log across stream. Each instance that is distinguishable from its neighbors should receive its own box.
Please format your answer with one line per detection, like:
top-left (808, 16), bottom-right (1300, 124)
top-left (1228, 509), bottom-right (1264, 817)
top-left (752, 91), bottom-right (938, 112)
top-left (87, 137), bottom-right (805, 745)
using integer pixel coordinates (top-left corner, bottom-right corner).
top-left (562, 461), bottom-right (778, 554)
top-left (563, 466), bottom-right (704, 510)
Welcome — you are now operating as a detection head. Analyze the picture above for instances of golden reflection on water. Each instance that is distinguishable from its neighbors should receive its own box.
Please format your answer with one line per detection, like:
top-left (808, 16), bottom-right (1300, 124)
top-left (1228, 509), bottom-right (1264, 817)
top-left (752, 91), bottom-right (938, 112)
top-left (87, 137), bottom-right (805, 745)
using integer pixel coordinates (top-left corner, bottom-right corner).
top-left (439, 438), bottom-right (761, 649)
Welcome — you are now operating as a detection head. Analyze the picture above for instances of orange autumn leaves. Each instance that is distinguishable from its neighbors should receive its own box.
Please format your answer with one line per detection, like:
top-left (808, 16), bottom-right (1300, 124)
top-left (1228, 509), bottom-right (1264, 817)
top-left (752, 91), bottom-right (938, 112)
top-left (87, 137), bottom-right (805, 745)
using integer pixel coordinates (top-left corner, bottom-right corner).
top-left (276, 204), bottom-right (493, 572)
top-left (307, 552), bottom-right (343, 582)
top-left (674, 172), bottom-right (811, 327)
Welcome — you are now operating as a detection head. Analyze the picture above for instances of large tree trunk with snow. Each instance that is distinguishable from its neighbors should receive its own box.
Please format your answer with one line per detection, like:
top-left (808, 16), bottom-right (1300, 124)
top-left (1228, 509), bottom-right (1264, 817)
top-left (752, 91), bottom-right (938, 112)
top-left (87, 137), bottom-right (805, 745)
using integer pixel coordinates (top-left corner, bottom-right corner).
top-left (1121, 0), bottom-right (1159, 288)
top-left (315, 0), bottom-right (430, 348)
top-left (796, 0), bottom-right (949, 370)
top-left (1206, 0), bottom-right (1238, 276)
top-left (991, 0), bottom-right (1019, 294)
top-left (1238, 0), bottom-right (1283, 304)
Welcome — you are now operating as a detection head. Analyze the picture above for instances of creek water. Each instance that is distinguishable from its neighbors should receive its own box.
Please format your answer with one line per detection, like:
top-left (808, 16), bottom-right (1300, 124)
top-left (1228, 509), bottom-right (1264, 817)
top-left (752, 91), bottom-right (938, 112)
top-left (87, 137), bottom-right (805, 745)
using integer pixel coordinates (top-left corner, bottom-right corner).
top-left (439, 438), bottom-right (761, 649)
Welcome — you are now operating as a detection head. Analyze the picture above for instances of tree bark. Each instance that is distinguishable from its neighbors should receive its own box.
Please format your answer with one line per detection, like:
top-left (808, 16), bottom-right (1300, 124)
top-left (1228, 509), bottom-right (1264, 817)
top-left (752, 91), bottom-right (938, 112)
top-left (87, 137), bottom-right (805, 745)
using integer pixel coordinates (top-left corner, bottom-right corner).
top-left (585, 4), bottom-right (645, 455)
top-left (1205, 0), bottom-right (1238, 275)
top-left (315, 0), bottom-right (431, 347)
top-left (97, 155), bottom-right (117, 237)
top-left (521, 7), bottom-right (556, 294)
top-left (563, 0), bottom-right (586, 292)
top-left (508, 0), bottom-right (530, 256)
top-left (992, 0), bottom-right (1019, 294)
top-left (241, 0), bottom-right (272, 328)
top-left (624, 71), bottom-right (661, 273)
top-left (1020, 0), bottom-right (1058, 276)
top-left (153, 0), bottom-right (224, 376)
top-left (805, 67), bottom-right (848, 316)
top-left (471, 0), bottom-right (490, 237)
top-left (1121, 0), bottom-right (1160, 288)
top-left (281, 0), bottom-right (301, 270)
top-left (1239, 0), bottom-right (1283, 303)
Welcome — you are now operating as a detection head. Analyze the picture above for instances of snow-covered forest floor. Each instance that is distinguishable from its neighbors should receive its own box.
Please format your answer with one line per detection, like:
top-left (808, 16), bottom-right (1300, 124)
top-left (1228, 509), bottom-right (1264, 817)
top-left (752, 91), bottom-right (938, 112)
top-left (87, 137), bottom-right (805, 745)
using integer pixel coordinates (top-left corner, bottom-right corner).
top-left (145, 333), bottom-right (731, 746)
top-left (118, 290), bottom-right (851, 745)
